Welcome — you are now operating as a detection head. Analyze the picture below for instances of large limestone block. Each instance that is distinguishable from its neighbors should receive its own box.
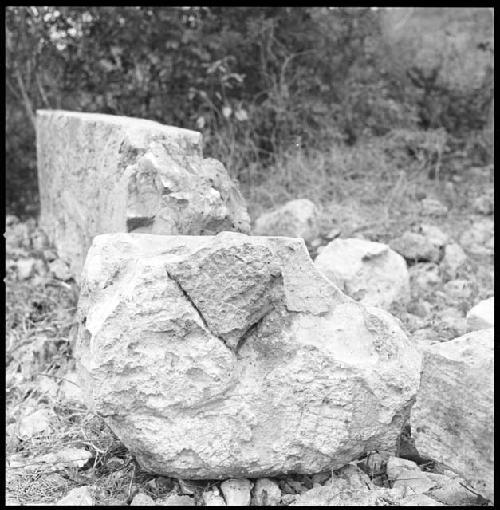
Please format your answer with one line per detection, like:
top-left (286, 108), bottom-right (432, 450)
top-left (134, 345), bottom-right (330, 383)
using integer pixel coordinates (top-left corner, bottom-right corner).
top-left (76, 231), bottom-right (422, 479)
top-left (466, 297), bottom-right (494, 332)
top-left (37, 110), bottom-right (249, 278)
top-left (314, 238), bottom-right (410, 310)
top-left (253, 199), bottom-right (319, 243)
top-left (412, 328), bottom-right (494, 502)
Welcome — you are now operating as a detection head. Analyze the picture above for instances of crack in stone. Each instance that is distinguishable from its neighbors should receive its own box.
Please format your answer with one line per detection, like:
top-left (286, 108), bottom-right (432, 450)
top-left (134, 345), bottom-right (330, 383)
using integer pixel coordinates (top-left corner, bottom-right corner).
top-left (165, 270), bottom-right (277, 355)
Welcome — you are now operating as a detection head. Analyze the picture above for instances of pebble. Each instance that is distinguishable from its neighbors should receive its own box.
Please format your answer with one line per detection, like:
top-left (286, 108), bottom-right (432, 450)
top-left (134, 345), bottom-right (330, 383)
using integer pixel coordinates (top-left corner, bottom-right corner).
top-left (252, 478), bottom-right (281, 506)
top-left (56, 486), bottom-right (94, 506)
top-left (130, 493), bottom-right (155, 505)
top-left (220, 479), bottom-right (252, 506)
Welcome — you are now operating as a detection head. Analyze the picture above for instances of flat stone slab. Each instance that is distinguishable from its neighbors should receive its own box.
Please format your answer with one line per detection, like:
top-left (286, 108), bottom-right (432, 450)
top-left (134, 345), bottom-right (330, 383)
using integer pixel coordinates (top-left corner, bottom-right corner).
top-left (412, 328), bottom-right (494, 502)
top-left (37, 110), bottom-right (249, 278)
top-left (76, 231), bottom-right (422, 479)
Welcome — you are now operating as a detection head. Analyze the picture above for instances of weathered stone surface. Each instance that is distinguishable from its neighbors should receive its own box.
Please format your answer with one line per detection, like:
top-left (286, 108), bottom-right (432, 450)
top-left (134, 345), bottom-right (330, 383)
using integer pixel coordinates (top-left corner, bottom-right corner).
top-left (466, 297), bottom-right (494, 331)
top-left (472, 190), bottom-right (494, 215)
top-left (56, 486), bottom-right (94, 506)
top-left (440, 242), bottom-right (468, 279)
top-left (252, 478), bottom-right (281, 506)
top-left (314, 238), bottom-right (410, 310)
top-left (130, 493), bottom-right (155, 506)
top-left (157, 494), bottom-right (195, 506)
top-left (37, 110), bottom-right (250, 278)
top-left (203, 487), bottom-right (227, 506)
top-left (253, 199), bottom-right (319, 243)
top-left (290, 465), bottom-right (401, 506)
top-left (220, 479), bottom-right (252, 506)
top-left (425, 472), bottom-right (484, 506)
top-left (412, 328), bottom-right (494, 502)
top-left (386, 456), bottom-right (434, 494)
top-left (459, 218), bottom-right (494, 256)
top-left (421, 198), bottom-right (448, 217)
top-left (76, 231), bottom-right (422, 479)
top-left (390, 232), bottom-right (440, 263)
top-left (399, 493), bottom-right (443, 506)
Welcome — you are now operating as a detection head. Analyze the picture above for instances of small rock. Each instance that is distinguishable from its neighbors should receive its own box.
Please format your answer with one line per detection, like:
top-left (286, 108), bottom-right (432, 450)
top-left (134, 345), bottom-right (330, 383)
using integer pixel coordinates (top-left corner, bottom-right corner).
top-left (47, 447), bottom-right (92, 469)
top-left (32, 229), bottom-right (50, 250)
top-left (203, 487), bottom-right (227, 506)
top-left (43, 248), bottom-right (58, 262)
top-left (418, 224), bottom-right (449, 247)
top-left (459, 218), bottom-right (494, 256)
top-left (157, 494), bottom-right (195, 506)
top-left (281, 494), bottom-right (297, 505)
top-left (386, 456), bottom-right (434, 494)
top-left (359, 451), bottom-right (390, 476)
top-left (472, 191), bottom-right (494, 215)
top-left (18, 408), bottom-right (53, 438)
top-left (314, 238), bottom-right (410, 310)
top-left (252, 478), bottom-right (281, 506)
top-left (426, 472), bottom-right (482, 506)
top-left (130, 493), bottom-right (155, 506)
top-left (406, 300), bottom-right (431, 318)
top-left (58, 369), bottom-right (85, 403)
top-left (220, 479), bottom-right (252, 506)
top-left (310, 238), bottom-right (323, 249)
top-left (49, 258), bottom-right (73, 281)
top-left (178, 479), bottom-right (201, 496)
top-left (412, 328), bottom-right (438, 345)
top-left (466, 297), bottom-right (494, 331)
top-left (57, 486), bottom-right (94, 506)
top-left (438, 308), bottom-right (467, 337)
top-left (253, 198), bottom-right (320, 243)
top-left (391, 232), bottom-right (440, 263)
top-left (440, 243), bottom-right (468, 279)
top-left (399, 493), bottom-right (443, 506)
top-left (421, 197), bottom-right (448, 217)
top-left (409, 263), bottom-right (441, 291)
top-left (443, 279), bottom-right (474, 301)
top-left (16, 258), bottom-right (36, 280)
top-left (324, 228), bottom-right (341, 241)
top-left (311, 472), bottom-right (331, 486)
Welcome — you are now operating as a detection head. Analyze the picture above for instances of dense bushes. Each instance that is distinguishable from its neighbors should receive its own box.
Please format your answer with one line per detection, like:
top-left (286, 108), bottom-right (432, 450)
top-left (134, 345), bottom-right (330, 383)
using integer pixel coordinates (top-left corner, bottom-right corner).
top-left (5, 7), bottom-right (493, 217)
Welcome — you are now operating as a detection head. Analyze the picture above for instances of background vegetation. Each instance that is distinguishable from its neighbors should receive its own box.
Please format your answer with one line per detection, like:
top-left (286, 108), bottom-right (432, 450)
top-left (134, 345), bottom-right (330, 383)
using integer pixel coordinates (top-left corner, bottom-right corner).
top-left (5, 6), bottom-right (494, 218)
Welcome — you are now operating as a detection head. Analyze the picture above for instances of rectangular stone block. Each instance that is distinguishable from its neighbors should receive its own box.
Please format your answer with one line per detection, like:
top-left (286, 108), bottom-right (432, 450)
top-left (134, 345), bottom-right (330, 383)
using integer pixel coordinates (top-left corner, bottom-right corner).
top-left (37, 110), bottom-right (249, 279)
top-left (412, 328), bottom-right (494, 502)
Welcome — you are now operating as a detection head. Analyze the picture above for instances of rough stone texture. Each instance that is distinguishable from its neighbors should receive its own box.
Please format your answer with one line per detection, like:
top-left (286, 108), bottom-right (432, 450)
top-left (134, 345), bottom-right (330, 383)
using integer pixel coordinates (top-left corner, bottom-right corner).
top-left (421, 198), bottom-right (448, 217)
top-left (399, 493), bottom-right (444, 506)
top-left (412, 328), bottom-right (494, 502)
top-left (466, 297), bottom-right (494, 332)
top-left (252, 478), bottom-right (282, 506)
top-left (37, 110), bottom-right (250, 279)
top-left (440, 243), bottom-right (468, 279)
top-left (390, 232), bottom-right (440, 263)
top-left (203, 488), bottom-right (227, 506)
top-left (314, 238), bottom-right (410, 310)
top-left (426, 472), bottom-right (484, 506)
top-left (76, 231), bottom-right (422, 479)
top-left (459, 218), bottom-right (494, 256)
top-left (130, 493), bottom-right (155, 506)
top-left (253, 199), bottom-right (319, 243)
top-left (220, 479), bottom-right (252, 506)
top-left (157, 494), bottom-right (195, 506)
top-left (290, 465), bottom-right (403, 506)
top-left (386, 456), bottom-right (434, 494)
top-left (56, 486), bottom-right (94, 506)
